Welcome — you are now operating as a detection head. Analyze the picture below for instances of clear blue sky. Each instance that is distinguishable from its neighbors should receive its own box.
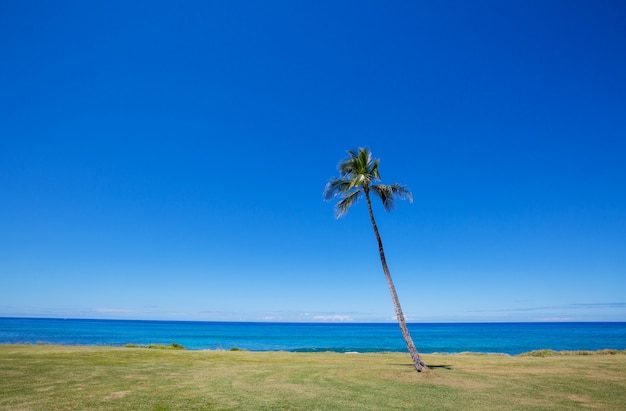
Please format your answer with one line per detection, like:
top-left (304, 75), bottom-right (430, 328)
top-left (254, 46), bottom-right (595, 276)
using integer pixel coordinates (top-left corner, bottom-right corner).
top-left (1, 1), bottom-right (625, 322)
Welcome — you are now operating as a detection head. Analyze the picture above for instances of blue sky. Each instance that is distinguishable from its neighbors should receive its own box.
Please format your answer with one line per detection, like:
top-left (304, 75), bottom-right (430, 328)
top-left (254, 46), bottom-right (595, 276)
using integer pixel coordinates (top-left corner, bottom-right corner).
top-left (1, 0), bottom-right (625, 322)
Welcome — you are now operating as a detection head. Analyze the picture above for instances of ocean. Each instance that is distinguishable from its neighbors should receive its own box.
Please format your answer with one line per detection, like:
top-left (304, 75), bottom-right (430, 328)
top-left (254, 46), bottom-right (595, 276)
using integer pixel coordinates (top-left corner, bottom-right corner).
top-left (1, 318), bottom-right (625, 355)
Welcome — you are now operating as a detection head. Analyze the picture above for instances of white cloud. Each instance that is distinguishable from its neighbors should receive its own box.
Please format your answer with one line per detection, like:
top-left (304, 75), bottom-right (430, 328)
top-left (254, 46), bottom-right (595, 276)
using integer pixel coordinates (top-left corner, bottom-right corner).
top-left (312, 314), bottom-right (352, 322)
top-left (537, 317), bottom-right (575, 322)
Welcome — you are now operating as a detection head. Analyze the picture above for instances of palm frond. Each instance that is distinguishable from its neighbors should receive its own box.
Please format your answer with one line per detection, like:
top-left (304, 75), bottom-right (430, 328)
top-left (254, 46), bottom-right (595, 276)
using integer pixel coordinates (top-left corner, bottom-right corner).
top-left (370, 158), bottom-right (381, 181)
top-left (388, 183), bottom-right (413, 202)
top-left (371, 183), bottom-right (413, 212)
top-left (349, 173), bottom-right (367, 189)
top-left (338, 152), bottom-right (358, 177)
top-left (323, 178), bottom-right (352, 201)
top-left (371, 185), bottom-right (395, 211)
top-left (337, 147), bottom-right (381, 188)
top-left (334, 190), bottom-right (362, 218)
top-left (358, 148), bottom-right (370, 170)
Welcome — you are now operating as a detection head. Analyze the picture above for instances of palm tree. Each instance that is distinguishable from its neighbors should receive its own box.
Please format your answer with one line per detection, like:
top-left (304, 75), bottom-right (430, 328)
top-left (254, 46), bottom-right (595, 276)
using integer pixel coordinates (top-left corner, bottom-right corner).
top-left (324, 147), bottom-right (426, 372)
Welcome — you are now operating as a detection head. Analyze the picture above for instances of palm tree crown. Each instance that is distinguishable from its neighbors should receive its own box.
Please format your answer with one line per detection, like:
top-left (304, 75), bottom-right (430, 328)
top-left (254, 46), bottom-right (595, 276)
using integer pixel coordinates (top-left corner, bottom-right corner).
top-left (323, 148), bottom-right (413, 218)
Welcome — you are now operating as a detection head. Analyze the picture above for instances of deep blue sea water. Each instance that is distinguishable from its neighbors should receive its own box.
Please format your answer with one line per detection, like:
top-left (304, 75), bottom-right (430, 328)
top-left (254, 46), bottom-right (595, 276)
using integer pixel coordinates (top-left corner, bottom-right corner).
top-left (1, 318), bottom-right (625, 355)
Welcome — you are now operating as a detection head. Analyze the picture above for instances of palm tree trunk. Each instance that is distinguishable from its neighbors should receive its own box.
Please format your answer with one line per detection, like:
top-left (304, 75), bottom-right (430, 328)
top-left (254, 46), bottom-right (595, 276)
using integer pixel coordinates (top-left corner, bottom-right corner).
top-left (364, 189), bottom-right (426, 372)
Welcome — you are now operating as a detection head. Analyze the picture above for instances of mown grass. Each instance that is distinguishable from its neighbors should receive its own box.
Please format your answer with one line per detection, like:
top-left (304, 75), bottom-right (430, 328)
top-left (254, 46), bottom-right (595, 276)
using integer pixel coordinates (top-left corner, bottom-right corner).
top-left (1, 345), bottom-right (625, 410)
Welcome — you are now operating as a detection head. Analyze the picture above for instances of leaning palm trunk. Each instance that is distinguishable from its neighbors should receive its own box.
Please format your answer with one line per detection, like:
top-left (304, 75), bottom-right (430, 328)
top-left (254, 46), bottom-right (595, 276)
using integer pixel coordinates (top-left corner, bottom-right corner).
top-left (365, 189), bottom-right (426, 372)
top-left (324, 147), bottom-right (426, 372)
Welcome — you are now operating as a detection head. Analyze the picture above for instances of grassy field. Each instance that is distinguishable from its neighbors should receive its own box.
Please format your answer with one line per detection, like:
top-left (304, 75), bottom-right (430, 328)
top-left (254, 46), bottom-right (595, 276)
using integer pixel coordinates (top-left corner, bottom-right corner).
top-left (1, 345), bottom-right (625, 410)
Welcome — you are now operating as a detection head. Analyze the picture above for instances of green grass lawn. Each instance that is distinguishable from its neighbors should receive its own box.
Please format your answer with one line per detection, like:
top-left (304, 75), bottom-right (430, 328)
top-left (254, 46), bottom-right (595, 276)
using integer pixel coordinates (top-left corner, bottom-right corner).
top-left (1, 345), bottom-right (625, 410)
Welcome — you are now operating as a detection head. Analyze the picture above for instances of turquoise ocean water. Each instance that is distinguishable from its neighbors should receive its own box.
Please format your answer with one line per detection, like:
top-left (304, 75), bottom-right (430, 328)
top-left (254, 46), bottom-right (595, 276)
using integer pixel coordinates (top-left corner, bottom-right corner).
top-left (1, 318), bottom-right (625, 354)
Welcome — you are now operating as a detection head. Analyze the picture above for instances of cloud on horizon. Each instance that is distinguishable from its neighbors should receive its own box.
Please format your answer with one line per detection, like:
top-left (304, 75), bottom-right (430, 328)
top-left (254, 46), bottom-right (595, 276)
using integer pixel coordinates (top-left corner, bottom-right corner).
top-left (311, 314), bottom-right (353, 322)
top-left (468, 302), bottom-right (626, 314)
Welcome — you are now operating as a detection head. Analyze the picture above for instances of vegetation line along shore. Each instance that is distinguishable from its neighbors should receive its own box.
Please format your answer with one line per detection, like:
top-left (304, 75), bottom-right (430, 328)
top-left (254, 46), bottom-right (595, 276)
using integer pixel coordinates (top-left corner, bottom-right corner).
top-left (11, 342), bottom-right (626, 357)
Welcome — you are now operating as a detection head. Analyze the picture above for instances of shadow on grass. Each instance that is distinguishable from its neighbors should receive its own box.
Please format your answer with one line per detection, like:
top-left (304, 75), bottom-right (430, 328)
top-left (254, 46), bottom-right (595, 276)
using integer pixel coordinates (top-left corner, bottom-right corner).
top-left (427, 364), bottom-right (453, 370)
top-left (393, 363), bottom-right (453, 370)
